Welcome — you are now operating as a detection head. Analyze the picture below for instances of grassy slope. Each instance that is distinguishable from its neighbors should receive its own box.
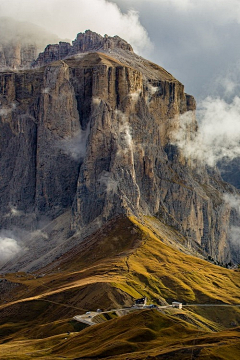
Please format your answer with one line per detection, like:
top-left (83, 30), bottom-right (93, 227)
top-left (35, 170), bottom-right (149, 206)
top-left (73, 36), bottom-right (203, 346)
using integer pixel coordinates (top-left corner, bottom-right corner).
top-left (0, 215), bottom-right (239, 359)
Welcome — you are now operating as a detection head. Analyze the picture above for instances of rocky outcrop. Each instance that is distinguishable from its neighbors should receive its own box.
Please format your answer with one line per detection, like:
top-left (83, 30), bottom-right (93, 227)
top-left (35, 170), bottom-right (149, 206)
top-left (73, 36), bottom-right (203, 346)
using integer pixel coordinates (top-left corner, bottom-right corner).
top-left (33, 30), bottom-right (133, 67)
top-left (0, 33), bottom-right (239, 271)
top-left (0, 42), bottom-right (38, 69)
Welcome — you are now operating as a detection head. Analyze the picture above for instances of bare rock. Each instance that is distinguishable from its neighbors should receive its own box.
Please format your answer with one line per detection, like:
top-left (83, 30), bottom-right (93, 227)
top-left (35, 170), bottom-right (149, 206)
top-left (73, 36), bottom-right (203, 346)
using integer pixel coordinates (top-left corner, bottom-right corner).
top-left (33, 30), bottom-right (133, 68)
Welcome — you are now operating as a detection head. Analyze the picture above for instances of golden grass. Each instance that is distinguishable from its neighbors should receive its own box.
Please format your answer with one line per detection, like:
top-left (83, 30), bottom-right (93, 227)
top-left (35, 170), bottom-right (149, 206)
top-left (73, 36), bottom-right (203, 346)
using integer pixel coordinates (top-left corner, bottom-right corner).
top-left (1, 310), bottom-right (239, 359)
top-left (0, 215), bottom-right (240, 359)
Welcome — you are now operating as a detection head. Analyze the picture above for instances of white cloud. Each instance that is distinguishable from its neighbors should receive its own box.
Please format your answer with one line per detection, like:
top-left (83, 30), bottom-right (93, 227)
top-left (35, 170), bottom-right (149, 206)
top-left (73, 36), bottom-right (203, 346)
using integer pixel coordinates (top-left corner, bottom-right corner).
top-left (0, 235), bottom-right (22, 264)
top-left (172, 96), bottom-right (240, 167)
top-left (129, 89), bottom-right (142, 102)
top-left (228, 226), bottom-right (240, 248)
top-left (0, 0), bottom-right (152, 55)
top-left (115, 110), bottom-right (133, 155)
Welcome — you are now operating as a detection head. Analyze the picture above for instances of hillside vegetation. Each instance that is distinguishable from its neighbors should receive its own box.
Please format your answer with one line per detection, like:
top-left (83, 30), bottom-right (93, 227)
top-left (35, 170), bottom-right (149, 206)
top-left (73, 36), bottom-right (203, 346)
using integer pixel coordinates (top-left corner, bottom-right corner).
top-left (0, 215), bottom-right (239, 359)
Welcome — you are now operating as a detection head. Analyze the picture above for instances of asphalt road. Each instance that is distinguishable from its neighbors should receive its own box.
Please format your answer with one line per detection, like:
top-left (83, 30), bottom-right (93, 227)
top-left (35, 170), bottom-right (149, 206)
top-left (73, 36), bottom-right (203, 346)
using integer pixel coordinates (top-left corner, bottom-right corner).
top-left (73, 303), bottom-right (240, 326)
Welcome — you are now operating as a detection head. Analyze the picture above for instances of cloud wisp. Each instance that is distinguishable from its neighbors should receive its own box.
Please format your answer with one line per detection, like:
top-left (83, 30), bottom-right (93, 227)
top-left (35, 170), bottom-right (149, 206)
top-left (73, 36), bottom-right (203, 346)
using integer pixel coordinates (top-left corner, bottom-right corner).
top-left (56, 125), bottom-right (90, 161)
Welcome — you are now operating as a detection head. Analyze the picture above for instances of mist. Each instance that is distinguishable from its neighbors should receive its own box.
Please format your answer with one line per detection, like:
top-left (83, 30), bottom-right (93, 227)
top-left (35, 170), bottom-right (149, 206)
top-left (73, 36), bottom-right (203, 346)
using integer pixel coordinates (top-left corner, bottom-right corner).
top-left (0, 17), bottom-right (60, 51)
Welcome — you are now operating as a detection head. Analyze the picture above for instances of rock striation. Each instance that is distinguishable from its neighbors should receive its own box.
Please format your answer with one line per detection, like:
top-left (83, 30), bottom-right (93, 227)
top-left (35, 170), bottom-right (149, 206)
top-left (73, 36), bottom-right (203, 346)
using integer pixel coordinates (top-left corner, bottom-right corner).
top-left (0, 30), bottom-right (239, 271)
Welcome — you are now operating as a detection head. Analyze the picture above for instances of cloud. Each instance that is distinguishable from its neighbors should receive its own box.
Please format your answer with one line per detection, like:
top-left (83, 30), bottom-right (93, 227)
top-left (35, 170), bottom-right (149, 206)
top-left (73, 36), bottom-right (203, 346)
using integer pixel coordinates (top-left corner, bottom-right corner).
top-left (0, 233), bottom-right (22, 265)
top-left (147, 83), bottom-right (158, 96)
top-left (210, 60), bottom-right (240, 101)
top-left (172, 96), bottom-right (240, 167)
top-left (0, 16), bottom-right (60, 54)
top-left (0, 0), bottom-right (152, 56)
top-left (4, 0), bottom-right (240, 99)
top-left (223, 193), bottom-right (240, 214)
top-left (57, 125), bottom-right (90, 161)
top-left (228, 226), bottom-right (240, 249)
top-left (115, 110), bottom-right (134, 155)
top-left (129, 89), bottom-right (142, 102)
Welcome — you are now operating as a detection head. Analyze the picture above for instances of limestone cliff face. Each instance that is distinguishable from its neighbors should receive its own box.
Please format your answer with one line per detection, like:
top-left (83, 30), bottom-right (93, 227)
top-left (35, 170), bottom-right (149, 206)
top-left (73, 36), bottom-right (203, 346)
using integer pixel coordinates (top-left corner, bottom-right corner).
top-left (0, 33), bottom-right (239, 269)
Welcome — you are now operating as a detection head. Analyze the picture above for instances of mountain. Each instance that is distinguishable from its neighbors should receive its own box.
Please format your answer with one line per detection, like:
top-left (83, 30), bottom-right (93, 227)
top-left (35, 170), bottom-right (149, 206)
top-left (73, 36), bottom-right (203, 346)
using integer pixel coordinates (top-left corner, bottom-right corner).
top-left (0, 30), bottom-right (240, 273)
top-left (0, 28), bottom-right (240, 360)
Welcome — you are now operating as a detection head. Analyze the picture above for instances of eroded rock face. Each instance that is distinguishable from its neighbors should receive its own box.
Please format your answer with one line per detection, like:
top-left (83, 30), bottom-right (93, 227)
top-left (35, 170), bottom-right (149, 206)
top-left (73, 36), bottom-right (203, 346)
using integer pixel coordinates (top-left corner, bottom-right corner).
top-left (0, 38), bottom-right (239, 268)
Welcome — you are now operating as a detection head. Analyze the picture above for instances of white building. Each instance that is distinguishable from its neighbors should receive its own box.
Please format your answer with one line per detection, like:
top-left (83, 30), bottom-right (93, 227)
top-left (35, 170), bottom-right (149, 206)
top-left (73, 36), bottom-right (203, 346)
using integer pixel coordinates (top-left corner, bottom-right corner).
top-left (135, 297), bottom-right (147, 306)
top-left (172, 301), bottom-right (182, 309)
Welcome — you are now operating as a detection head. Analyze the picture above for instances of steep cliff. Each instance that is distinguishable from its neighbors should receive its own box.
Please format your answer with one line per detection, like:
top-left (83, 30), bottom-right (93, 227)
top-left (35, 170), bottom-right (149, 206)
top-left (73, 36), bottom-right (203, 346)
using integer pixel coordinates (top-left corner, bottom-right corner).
top-left (0, 31), bottom-right (239, 272)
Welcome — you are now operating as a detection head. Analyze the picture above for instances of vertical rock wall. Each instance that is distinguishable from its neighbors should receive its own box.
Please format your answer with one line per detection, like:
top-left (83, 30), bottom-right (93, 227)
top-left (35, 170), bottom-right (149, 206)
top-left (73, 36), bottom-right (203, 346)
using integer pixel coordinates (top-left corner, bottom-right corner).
top-left (0, 52), bottom-right (238, 263)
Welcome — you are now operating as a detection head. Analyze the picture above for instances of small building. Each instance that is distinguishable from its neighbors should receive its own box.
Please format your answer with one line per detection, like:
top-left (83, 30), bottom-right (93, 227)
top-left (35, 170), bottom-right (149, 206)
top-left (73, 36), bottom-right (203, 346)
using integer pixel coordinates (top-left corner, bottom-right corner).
top-left (135, 297), bottom-right (147, 306)
top-left (172, 301), bottom-right (182, 309)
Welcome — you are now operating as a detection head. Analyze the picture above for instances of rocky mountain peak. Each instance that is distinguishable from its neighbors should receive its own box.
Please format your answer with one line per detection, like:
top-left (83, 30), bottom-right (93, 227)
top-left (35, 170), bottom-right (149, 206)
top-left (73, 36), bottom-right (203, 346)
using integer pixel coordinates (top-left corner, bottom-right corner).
top-left (32, 30), bottom-right (133, 67)
top-left (73, 30), bottom-right (133, 52)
